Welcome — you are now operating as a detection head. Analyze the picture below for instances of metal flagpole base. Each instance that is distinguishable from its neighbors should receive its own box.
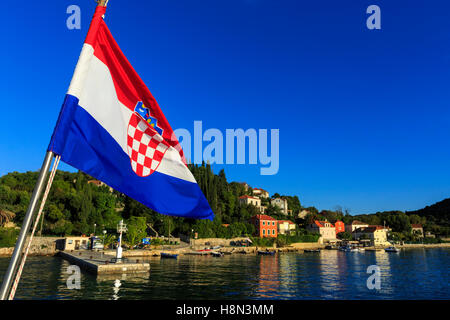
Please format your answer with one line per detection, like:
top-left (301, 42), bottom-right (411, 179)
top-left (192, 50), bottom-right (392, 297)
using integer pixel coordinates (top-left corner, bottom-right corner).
top-left (0, 151), bottom-right (54, 300)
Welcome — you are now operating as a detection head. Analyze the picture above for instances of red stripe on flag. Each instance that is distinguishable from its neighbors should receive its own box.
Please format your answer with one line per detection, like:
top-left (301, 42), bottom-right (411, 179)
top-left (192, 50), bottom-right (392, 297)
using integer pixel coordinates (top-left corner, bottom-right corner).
top-left (82, 9), bottom-right (187, 165)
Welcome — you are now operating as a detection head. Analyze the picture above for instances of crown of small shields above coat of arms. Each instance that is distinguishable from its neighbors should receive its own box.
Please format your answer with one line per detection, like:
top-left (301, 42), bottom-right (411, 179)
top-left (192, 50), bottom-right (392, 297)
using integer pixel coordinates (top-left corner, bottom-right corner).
top-left (134, 101), bottom-right (163, 136)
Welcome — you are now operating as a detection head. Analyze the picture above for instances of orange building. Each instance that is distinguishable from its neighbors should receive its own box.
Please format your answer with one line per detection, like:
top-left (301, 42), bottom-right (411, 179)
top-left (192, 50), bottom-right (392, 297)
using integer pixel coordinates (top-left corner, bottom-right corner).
top-left (335, 220), bottom-right (345, 235)
top-left (250, 214), bottom-right (278, 238)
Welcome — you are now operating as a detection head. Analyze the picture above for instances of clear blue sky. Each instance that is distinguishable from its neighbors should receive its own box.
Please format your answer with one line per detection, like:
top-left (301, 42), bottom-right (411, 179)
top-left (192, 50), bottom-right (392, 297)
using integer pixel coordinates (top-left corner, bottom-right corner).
top-left (1, 0), bottom-right (449, 214)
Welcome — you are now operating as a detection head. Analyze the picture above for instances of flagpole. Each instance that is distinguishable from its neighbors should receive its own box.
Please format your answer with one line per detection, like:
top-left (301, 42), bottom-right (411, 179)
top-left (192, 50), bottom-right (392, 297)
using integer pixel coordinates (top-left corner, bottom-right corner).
top-left (0, 151), bottom-right (54, 300)
top-left (0, 0), bottom-right (110, 302)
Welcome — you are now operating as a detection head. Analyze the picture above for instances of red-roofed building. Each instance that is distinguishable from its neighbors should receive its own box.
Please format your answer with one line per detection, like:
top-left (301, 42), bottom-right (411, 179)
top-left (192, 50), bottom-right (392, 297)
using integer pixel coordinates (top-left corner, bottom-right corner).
top-left (250, 214), bottom-right (278, 238)
top-left (239, 195), bottom-right (266, 213)
top-left (411, 224), bottom-right (424, 237)
top-left (239, 195), bottom-right (261, 207)
top-left (335, 220), bottom-right (345, 235)
top-left (307, 220), bottom-right (336, 243)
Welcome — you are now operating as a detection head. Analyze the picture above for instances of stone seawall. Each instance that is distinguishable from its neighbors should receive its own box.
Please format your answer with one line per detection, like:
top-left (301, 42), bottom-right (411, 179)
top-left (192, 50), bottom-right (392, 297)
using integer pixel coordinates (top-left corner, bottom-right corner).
top-left (0, 236), bottom-right (62, 257)
top-left (289, 242), bottom-right (324, 250)
top-left (191, 237), bottom-right (252, 248)
top-left (399, 243), bottom-right (450, 249)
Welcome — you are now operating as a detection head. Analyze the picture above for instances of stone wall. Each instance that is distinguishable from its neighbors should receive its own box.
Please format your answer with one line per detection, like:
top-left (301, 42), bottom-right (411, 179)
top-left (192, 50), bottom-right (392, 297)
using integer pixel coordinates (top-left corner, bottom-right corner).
top-left (289, 242), bottom-right (324, 250)
top-left (0, 236), bottom-right (63, 257)
top-left (191, 237), bottom-right (252, 248)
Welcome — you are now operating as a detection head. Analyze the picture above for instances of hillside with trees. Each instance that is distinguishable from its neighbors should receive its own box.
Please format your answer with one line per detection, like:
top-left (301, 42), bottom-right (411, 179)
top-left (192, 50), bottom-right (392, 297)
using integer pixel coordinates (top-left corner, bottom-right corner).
top-left (0, 163), bottom-right (303, 243)
top-left (1, 163), bottom-right (449, 245)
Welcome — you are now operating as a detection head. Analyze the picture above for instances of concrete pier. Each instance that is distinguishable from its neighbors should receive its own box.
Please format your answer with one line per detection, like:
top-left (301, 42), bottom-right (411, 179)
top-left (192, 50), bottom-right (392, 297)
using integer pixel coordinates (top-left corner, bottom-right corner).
top-left (58, 251), bottom-right (150, 275)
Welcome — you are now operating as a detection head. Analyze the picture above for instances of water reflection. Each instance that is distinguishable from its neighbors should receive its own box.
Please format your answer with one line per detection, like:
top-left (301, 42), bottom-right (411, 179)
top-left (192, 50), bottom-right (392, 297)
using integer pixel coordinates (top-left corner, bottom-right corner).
top-left (373, 250), bottom-right (393, 296)
top-left (0, 249), bottom-right (448, 300)
top-left (112, 279), bottom-right (121, 300)
top-left (318, 251), bottom-right (347, 298)
top-left (255, 254), bottom-right (280, 298)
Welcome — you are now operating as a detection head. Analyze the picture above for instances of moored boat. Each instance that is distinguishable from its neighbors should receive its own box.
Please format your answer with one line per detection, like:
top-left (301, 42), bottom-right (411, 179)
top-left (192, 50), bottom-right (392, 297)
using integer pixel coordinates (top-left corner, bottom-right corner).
top-left (385, 246), bottom-right (400, 253)
top-left (211, 252), bottom-right (224, 257)
top-left (339, 245), bottom-right (358, 252)
top-left (258, 250), bottom-right (275, 255)
top-left (304, 249), bottom-right (321, 253)
top-left (161, 252), bottom-right (178, 259)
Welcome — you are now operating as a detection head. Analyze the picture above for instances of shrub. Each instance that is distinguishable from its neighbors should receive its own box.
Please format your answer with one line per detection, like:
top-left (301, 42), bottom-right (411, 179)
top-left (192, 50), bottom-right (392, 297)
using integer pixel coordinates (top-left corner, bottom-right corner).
top-left (0, 228), bottom-right (19, 248)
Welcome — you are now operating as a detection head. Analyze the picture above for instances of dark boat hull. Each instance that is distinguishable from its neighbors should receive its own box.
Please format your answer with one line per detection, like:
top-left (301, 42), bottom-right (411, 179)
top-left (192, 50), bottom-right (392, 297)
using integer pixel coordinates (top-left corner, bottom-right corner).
top-left (161, 253), bottom-right (178, 259)
top-left (258, 251), bottom-right (275, 255)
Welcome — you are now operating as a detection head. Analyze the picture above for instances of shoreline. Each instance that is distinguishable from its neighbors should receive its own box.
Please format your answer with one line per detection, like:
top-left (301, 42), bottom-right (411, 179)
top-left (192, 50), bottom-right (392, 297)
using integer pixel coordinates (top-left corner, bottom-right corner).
top-left (397, 243), bottom-right (450, 249)
top-left (1, 242), bottom-right (449, 258)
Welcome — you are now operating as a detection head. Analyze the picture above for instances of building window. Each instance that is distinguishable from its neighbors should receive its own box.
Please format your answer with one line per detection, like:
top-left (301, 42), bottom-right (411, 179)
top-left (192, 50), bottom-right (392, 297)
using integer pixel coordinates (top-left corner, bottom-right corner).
top-left (262, 221), bottom-right (265, 226)
top-left (263, 229), bottom-right (266, 235)
top-left (272, 221), bottom-right (275, 226)
top-left (272, 230), bottom-right (275, 235)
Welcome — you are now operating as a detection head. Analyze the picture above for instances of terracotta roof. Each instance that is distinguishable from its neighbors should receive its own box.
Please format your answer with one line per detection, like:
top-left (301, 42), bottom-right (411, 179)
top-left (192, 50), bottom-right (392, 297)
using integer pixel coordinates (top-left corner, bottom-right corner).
top-left (253, 188), bottom-right (268, 192)
top-left (239, 195), bottom-right (258, 200)
top-left (411, 224), bottom-right (423, 228)
top-left (314, 220), bottom-right (334, 228)
top-left (88, 180), bottom-right (103, 186)
top-left (251, 214), bottom-right (276, 221)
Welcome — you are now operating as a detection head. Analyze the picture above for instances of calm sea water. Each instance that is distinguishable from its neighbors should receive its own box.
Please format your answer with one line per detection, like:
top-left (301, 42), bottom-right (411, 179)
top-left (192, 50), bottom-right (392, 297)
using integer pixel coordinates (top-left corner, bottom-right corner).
top-left (0, 248), bottom-right (448, 300)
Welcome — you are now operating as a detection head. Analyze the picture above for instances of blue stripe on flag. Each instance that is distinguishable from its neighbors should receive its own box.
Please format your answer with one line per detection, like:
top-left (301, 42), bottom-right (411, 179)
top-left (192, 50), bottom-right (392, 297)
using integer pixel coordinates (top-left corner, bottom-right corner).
top-left (48, 94), bottom-right (213, 220)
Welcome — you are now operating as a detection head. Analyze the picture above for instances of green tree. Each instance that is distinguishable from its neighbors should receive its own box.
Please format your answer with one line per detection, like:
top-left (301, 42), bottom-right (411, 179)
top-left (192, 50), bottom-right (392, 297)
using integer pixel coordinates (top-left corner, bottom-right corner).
top-left (125, 216), bottom-right (147, 247)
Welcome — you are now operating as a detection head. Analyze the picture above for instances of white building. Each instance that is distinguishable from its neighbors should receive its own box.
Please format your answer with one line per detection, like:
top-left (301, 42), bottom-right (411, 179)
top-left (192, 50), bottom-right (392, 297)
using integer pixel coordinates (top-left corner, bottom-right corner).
top-left (271, 198), bottom-right (288, 215)
top-left (307, 220), bottom-right (336, 243)
top-left (239, 195), bottom-right (265, 213)
top-left (253, 188), bottom-right (269, 198)
top-left (297, 210), bottom-right (310, 219)
top-left (353, 226), bottom-right (389, 246)
top-left (345, 220), bottom-right (369, 233)
top-left (278, 220), bottom-right (296, 235)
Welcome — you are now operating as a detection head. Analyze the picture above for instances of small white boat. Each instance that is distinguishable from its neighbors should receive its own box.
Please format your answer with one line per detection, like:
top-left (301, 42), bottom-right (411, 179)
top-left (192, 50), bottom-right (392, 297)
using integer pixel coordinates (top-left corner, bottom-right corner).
top-left (339, 245), bottom-right (358, 252)
top-left (385, 246), bottom-right (399, 253)
top-left (211, 251), bottom-right (224, 257)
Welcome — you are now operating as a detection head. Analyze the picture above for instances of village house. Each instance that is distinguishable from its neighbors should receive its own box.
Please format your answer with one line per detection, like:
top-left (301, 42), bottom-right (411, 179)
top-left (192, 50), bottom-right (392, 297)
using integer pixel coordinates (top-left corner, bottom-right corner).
top-left (253, 188), bottom-right (270, 198)
top-left (352, 226), bottom-right (389, 246)
top-left (334, 220), bottom-right (345, 235)
top-left (297, 209), bottom-right (310, 219)
top-left (239, 195), bottom-right (261, 207)
top-left (411, 224), bottom-right (424, 237)
top-left (345, 220), bottom-right (369, 233)
top-left (88, 180), bottom-right (113, 192)
top-left (250, 214), bottom-right (278, 238)
top-left (239, 195), bottom-right (265, 213)
top-left (63, 236), bottom-right (90, 251)
top-left (278, 220), bottom-right (296, 235)
top-left (271, 197), bottom-right (288, 215)
top-left (307, 220), bottom-right (336, 243)
top-left (239, 182), bottom-right (249, 191)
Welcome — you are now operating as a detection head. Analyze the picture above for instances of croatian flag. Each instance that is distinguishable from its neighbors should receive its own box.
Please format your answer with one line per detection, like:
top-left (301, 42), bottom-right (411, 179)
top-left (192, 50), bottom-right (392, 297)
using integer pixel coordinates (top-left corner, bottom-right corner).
top-left (48, 5), bottom-right (213, 220)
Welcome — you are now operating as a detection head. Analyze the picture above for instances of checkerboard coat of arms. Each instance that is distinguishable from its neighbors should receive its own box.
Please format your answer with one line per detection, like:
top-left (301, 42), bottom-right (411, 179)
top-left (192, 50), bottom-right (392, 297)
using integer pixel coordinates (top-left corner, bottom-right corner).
top-left (126, 102), bottom-right (169, 177)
